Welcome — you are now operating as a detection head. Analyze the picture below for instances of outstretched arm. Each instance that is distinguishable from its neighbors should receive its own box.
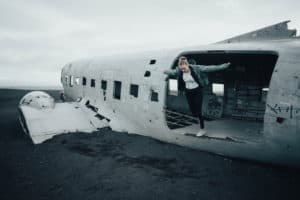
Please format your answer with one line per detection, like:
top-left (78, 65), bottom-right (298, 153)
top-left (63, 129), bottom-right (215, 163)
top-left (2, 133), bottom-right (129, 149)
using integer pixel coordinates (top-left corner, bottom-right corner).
top-left (163, 68), bottom-right (180, 77)
top-left (193, 62), bottom-right (230, 73)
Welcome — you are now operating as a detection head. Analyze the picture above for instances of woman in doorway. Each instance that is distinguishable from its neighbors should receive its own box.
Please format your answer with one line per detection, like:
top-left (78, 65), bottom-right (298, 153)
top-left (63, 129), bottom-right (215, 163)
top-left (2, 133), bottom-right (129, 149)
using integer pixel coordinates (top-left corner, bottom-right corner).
top-left (164, 56), bottom-right (230, 136)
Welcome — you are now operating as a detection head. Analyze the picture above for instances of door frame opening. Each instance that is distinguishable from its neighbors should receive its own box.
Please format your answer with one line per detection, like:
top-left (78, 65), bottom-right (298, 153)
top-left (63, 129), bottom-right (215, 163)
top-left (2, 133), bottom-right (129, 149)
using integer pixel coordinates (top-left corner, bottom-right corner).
top-left (164, 50), bottom-right (279, 142)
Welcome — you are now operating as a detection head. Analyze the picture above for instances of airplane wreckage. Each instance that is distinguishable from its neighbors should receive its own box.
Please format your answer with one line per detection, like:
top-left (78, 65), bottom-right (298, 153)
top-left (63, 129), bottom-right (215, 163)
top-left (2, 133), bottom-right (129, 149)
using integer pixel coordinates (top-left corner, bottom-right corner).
top-left (19, 20), bottom-right (300, 166)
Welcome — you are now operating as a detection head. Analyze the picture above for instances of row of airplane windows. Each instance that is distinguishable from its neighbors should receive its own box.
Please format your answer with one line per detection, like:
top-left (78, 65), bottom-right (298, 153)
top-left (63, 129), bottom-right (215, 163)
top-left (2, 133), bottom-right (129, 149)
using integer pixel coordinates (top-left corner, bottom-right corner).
top-left (64, 75), bottom-right (159, 102)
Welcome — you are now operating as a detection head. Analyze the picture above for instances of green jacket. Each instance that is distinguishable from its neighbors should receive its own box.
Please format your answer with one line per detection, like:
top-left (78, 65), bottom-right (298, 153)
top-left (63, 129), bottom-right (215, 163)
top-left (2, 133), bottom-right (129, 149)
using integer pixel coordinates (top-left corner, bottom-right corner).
top-left (163, 63), bottom-right (230, 89)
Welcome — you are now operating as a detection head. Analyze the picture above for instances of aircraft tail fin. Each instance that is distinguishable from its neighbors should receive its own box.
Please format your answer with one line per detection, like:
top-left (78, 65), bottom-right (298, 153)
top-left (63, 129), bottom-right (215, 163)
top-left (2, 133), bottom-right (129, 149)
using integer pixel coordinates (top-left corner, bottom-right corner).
top-left (217, 20), bottom-right (297, 44)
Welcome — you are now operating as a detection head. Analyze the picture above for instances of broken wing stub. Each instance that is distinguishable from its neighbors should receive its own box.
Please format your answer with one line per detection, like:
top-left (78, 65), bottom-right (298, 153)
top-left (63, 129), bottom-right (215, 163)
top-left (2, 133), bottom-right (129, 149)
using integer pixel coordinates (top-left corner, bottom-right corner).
top-left (18, 91), bottom-right (108, 144)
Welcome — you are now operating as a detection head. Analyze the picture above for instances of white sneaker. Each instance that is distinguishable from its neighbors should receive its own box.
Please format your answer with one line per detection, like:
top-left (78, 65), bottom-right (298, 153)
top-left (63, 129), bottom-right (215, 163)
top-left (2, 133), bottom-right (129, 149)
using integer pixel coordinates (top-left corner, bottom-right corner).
top-left (196, 130), bottom-right (206, 137)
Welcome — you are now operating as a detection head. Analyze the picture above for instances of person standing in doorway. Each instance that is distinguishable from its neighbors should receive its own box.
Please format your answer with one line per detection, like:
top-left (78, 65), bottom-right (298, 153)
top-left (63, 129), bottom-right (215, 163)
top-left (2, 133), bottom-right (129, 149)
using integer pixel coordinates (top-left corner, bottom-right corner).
top-left (164, 56), bottom-right (230, 136)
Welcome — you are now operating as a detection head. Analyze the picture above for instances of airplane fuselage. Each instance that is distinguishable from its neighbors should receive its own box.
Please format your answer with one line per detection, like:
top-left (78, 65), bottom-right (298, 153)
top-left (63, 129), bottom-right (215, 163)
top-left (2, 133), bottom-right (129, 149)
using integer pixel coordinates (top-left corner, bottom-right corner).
top-left (61, 40), bottom-right (300, 166)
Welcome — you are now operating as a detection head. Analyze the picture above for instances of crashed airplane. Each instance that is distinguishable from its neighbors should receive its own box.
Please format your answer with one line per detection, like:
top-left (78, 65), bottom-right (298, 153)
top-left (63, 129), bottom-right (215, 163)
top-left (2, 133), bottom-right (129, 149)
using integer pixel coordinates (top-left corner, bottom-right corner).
top-left (19, 20), bottom-right (300, 166)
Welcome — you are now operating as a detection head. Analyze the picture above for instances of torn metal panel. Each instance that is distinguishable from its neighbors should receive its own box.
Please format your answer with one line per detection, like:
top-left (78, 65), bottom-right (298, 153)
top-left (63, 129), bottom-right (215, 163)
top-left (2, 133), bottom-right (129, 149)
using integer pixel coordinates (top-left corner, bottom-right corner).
top-left (19, 92), bottom-right (108, 144)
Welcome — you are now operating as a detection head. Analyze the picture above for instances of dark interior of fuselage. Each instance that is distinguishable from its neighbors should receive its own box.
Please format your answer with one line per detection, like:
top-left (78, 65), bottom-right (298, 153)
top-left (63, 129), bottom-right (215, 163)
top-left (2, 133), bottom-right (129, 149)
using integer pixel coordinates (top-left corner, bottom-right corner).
top-left (165, 51), bottom-right (278, 141)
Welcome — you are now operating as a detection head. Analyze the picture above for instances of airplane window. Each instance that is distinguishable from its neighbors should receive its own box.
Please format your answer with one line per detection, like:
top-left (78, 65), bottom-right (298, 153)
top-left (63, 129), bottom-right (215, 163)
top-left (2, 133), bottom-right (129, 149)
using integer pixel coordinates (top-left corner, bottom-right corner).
top-left (149, 59), bottom-right (156, 65)
top-left (151, 90), bottom-right (159, 102)
top-left (82, 77), bottom-right (87, 86)
top-left (69, 76), bottom-right (74, 87)
top-left (101, 80), bottom-right (107, 90)
top-left (144, 71), bottom-right (151, 77)
top-left (91, 79), bottom-right (95, 87)
top-left (75, 77), bottom-right (80, 85)
top-left (113, 81), bottom-right (122, 100)
top-left (130, 84), bottom-right (139, 97)
top-left (64, 76), bottom-right (69, 85)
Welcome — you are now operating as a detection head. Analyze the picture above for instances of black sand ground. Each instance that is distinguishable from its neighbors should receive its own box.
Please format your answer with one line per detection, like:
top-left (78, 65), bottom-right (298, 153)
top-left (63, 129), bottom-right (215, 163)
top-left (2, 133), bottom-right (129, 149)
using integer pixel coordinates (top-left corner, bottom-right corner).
top-left (0, 89), bottom-right (300, 200)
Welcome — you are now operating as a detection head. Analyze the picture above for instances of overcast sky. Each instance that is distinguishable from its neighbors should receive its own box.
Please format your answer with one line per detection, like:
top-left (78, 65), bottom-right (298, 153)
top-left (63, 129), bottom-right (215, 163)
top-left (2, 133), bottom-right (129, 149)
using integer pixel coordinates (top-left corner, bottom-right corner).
top-left (0, 0), bottom-right (299, 88)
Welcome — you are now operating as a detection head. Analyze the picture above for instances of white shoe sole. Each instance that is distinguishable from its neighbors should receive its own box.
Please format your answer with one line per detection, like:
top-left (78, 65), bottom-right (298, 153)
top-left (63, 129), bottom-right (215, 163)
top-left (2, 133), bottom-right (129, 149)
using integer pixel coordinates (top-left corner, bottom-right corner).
top-left (196, 131), bottom-right (206, 137)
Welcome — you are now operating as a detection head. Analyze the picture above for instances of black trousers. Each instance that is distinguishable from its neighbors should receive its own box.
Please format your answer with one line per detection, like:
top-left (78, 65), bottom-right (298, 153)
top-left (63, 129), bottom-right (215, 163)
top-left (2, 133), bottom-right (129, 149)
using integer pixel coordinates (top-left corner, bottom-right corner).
top-left (185, 86), bottom-right (204, 129)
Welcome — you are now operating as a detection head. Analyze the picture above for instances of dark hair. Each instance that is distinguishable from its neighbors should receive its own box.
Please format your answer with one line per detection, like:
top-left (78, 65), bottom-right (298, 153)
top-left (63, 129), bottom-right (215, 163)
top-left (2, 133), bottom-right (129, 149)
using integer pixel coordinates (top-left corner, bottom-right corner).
top-left (179, 56), bottom-right (187, 61)
top-left (178, 56), bottom-right (188, 66)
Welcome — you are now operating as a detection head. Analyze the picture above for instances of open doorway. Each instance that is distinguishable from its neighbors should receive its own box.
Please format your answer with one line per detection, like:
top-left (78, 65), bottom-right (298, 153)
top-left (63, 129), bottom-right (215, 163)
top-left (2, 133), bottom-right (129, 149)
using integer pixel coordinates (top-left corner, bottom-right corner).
top-left (165, 50), bottom-right (278, 142)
